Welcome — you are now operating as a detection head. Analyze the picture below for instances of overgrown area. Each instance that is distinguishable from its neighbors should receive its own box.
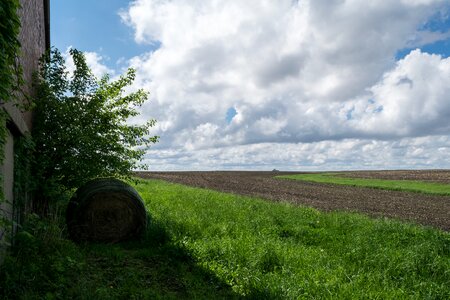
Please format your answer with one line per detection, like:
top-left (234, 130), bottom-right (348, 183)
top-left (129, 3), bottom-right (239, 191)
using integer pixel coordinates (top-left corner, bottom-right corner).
top-left (31, 48), bottom-right (158, 212)
top-left (1, 46), bottom-right (160, 294)
top-left (0, 0), bottom-right (22, 111)
top-left (1, 0), bottom-right (159, 251)
top-left (0, 209), bottom-right (236, 299)
top-left (0, 179), bottom-right (449, 299)
top-left (0, 0), bottom-right (26, 255)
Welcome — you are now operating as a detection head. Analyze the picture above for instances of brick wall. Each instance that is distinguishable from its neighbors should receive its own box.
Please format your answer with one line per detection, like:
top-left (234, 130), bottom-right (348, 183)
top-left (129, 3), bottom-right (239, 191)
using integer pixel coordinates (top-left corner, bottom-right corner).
top-left (18, 0), bottom-right (48, 129)
top-left (0, 0), bottom-right (48, 264)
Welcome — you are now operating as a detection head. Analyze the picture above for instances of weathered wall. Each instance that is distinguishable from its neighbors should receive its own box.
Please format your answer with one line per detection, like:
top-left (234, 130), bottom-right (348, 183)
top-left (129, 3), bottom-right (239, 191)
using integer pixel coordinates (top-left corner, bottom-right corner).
top-left (0, 131), bottom-right (15, 263)
top-left (0, 0), bottom-right (48, 263)
top-left (17, 0), bottom-right (48, 130)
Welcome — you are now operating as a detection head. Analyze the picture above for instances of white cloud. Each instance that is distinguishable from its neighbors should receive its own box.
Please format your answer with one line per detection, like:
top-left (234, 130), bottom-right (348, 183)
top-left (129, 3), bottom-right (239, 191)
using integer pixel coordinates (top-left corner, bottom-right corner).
top-left (354, 50), bottom-right (450, 137)
top-left (142, 136), bottom-right (450, 171)
top-left (120, 0), bottom-right (450, 169)
top-left (84, 52), bottom-right (115, 78)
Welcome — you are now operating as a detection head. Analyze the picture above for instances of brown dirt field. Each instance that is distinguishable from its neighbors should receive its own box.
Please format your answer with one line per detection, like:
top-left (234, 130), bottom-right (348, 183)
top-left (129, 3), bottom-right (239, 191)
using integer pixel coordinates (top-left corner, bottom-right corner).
top-left (135, 171), bottom-right (450, 231)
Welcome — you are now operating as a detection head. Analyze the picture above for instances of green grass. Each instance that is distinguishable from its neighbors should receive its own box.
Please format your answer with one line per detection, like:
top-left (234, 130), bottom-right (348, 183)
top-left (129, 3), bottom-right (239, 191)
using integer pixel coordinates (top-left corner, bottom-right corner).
top-left (0, 213), bottom-right (236, 299)
top-left (1, 178), bottom-right (449, 299)
top-left (277, 173), bottom-right (450, 195)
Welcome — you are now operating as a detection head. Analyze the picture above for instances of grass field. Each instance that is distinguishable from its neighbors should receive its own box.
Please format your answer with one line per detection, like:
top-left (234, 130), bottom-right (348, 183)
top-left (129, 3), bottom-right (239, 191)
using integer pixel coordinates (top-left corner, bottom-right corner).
top-left (277, 173), bottom-right (450, 195)
top-left (1, 178), bottom-right (449, 299)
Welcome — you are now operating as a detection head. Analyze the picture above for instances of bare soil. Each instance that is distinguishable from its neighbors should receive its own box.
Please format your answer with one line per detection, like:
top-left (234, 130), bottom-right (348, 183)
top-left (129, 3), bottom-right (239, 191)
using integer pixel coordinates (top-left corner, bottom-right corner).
top-left (135, 171), bottom-right (450, 231)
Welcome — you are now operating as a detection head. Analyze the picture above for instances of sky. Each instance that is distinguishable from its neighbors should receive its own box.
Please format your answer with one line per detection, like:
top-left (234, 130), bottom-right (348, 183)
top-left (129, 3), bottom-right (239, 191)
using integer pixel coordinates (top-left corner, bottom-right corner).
top-left (51, 0), bottom-right (450, 171)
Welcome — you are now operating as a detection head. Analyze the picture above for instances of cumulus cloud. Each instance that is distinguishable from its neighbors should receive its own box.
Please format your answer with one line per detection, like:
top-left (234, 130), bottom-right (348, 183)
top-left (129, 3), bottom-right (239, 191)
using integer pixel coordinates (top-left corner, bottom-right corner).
top-left (119, 0), bottom-right (450, 169)
top-left (84, 52), bottom-right (115, 78)
top-left (142, 136), bottom-right (450, 171)
top-left (354, 50), bottom-right (450, 137)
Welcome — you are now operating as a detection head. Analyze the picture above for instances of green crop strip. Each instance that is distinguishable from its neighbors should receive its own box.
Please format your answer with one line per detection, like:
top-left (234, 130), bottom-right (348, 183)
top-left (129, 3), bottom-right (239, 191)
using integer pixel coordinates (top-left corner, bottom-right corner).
top-left (277, 173), bottom-right (450, 195)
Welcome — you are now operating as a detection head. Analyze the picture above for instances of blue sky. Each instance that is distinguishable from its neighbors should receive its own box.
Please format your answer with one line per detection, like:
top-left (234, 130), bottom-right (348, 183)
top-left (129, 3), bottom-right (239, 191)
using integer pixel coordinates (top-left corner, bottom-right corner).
top-left (51, 1), bottom-right (450, 171)
top-left (396, 36), bottom-right (450, 60)
top-left (51, 0), bottom-right (156, 70)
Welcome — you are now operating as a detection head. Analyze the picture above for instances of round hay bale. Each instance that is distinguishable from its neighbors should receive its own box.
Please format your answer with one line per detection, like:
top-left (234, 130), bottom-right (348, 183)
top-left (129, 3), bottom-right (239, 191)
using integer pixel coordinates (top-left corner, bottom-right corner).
top-left (66, 178), bottom-right (147, 243)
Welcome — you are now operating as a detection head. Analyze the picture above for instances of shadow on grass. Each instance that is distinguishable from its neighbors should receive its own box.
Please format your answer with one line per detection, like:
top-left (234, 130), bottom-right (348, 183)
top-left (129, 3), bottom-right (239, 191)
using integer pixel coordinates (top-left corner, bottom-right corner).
top-left (79, 214), bottom-right (243, 299)
top-left (121, 216), bottom-right (284, 300)
top-left (1, 213), bottom-right (280, 299)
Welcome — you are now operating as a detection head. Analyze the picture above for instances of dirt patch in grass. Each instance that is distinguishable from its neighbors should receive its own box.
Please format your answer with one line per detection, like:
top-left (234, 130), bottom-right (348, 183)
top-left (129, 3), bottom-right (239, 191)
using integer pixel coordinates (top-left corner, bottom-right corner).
top-left (135, 171), bottom-right (450, 231)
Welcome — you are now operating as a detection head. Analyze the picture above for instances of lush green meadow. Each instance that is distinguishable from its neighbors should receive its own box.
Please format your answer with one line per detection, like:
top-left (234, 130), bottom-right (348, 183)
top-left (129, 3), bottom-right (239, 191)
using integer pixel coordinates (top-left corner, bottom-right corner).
top-left (1, 178), bottom-right (449, 299)
top-left (277, 173), bottom-right (450, 195)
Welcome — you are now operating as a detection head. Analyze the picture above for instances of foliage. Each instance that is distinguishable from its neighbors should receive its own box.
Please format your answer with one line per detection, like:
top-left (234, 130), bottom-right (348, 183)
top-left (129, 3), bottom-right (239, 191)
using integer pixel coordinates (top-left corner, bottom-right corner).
top-left (32, 48), bottom-right (158, 203)
top-left (277, 173), bottom-right (450, 195)
top-left (1, 134), bottom-right (35, 250)
top-left (0, 0), bottom-right (23, 253)
top-left (0, 0), bottom-right (22, 104)
top-left (0, 112), bottom-right (7, 201)
top-left (0, 209), bottom-right (238, 299)
top-left (0, 212), bottom-right (86, 299)
top-left (12, 135), bottom-right (35, 231)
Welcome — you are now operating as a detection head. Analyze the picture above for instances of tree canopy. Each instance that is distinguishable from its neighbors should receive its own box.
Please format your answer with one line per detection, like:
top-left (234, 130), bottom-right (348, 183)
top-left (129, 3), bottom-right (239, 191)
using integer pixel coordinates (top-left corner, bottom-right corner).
top-left (32, 48), bottom-right (158, 199)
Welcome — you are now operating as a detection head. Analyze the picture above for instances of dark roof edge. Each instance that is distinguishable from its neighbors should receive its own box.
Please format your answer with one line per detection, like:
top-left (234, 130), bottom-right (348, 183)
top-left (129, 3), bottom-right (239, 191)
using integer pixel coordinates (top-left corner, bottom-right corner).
top-left (44, 0), bottom-right (50, 50)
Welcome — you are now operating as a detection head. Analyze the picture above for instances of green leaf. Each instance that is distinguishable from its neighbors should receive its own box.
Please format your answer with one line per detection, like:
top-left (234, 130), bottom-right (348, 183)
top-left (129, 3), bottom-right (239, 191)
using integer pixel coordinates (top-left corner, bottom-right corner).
top-left (32, 48), bottom-right (159, 202)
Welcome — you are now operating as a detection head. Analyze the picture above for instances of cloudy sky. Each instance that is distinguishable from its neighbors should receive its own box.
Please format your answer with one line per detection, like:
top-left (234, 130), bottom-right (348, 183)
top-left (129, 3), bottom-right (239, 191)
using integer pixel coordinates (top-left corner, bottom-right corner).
top-left (52, 0), bottom-right (450, 171)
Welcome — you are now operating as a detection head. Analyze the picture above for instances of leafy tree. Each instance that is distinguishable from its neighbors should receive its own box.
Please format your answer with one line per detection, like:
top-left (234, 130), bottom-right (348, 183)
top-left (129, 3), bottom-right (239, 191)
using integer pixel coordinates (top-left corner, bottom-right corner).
top-left (32, 48), bottom-right (158, 210)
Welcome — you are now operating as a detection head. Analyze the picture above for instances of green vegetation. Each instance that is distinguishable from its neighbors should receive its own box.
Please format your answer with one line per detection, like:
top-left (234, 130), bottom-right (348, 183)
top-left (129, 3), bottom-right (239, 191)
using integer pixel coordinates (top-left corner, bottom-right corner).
top-left (1, 179), bottom-right (449, 299)
top-left (32, 48), bottom-right (158, 211)
top-left (278, 173), bottom-right (450, 195)
top-left (0, 211), bottom-right (236, 299)
top-left (0, 0), bottom-right (28, 250)
top-left (0, 0), bottom-right (22, 104)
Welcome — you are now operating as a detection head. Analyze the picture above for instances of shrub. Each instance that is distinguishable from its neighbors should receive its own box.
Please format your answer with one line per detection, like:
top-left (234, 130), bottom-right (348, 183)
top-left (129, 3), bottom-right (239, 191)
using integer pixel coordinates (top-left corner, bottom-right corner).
top-left (32, 48), bottom-right (158, 210)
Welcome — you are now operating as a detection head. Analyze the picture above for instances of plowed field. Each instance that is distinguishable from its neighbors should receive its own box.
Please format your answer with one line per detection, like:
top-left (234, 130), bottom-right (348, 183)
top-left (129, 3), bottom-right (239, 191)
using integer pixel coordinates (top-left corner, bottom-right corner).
top-left (135, 170), bottom-right (450, 231)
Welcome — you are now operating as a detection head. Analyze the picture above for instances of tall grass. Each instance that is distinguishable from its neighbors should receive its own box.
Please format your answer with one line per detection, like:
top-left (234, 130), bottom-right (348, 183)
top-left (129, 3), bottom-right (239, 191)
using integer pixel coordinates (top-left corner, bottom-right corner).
top-left (277, 173), bottom-right (450, 195)
top-left (137, 179), bottom-right (450, 298)
top-left (1, 178), bottom-right (449, 299)
top-left (0, 211), bottom-right (237, 299)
